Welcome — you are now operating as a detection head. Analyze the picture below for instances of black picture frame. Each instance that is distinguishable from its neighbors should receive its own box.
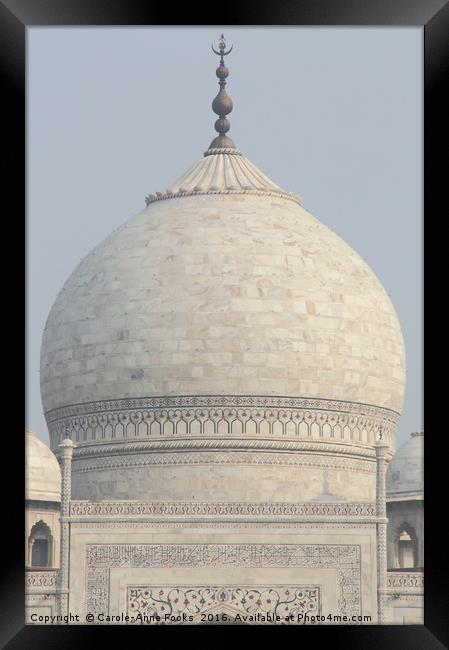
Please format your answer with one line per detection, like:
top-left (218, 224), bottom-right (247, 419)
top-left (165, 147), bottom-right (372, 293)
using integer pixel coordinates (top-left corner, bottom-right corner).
top-left (4, 0), bottom-right (447, 647)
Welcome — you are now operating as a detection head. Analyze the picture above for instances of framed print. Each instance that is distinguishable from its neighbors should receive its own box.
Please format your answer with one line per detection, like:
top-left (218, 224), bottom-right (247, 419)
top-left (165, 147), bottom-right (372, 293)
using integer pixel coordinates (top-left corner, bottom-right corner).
top-left (2, 0), bottom-right (447, 647)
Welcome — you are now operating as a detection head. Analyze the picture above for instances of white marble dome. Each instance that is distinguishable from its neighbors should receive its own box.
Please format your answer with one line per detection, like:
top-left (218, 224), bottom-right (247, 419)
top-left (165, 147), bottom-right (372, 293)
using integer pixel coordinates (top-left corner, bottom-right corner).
top-left (39, 144), bottom-right (406, 501)
top-left (386, 431), bottom-right (423, 500)
top-left (25, 428), bottom-right (61, 502)
top-left (41, 150), bottom-right (405, 416)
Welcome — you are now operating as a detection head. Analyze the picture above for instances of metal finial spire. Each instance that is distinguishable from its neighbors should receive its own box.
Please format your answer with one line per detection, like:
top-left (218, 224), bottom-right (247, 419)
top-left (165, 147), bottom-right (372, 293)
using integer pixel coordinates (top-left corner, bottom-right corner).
top-left (208, 34), bottom-right (235, 150)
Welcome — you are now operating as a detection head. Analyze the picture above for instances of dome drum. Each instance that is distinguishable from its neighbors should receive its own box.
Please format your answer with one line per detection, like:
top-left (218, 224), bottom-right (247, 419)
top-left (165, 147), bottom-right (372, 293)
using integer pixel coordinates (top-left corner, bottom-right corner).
top-left (47, 393), bottom-right (398, 501)
top-left (67, 451), bottom-right (377, 502)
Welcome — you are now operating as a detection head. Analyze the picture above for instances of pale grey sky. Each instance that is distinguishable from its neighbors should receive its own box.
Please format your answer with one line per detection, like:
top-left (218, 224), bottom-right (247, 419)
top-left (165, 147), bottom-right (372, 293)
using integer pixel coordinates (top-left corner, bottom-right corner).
top-left (27, 26), bottom-right (423, 448)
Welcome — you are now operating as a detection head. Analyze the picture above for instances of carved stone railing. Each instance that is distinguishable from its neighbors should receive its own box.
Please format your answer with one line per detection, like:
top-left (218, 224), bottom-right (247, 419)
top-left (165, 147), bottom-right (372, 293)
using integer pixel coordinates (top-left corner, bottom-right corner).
top-left (386, 571), bottom-right (424, 592)
top-left (25, 569), bottom-right (59, 590)
top-left (69, 500), bottom-right (377, 519)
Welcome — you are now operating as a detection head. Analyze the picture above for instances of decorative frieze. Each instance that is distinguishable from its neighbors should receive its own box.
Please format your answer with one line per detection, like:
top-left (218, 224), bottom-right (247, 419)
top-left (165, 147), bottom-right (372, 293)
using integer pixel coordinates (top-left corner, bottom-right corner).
top-left (71, 521), bottom-right (377, 530)
top-left (47, 395), bottom-right (398, 452)
top-left (70, 501), bottom-right (376, 518)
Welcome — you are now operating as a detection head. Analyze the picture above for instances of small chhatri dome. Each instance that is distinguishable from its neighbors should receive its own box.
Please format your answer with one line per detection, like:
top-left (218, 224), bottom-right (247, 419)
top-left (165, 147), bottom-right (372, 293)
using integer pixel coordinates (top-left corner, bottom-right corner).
top-left (386, 431), bottom-right (423, 500)
top-left (25, 428), bottom-right (61, 502)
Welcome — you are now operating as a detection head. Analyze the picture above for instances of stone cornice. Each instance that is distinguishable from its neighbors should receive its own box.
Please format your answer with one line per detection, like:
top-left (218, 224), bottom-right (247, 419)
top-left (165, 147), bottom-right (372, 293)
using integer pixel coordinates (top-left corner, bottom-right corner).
top-left (144, 187), bottom-right (302, 206)
top-left (386, 493), bottom-right (424, 502)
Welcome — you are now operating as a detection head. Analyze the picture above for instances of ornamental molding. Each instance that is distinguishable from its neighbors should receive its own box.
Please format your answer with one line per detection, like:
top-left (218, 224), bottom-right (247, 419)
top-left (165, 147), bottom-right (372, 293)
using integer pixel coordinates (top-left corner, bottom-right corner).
top-left (203, 148), bottom-right (243, 156)
top-left (70, 438), bottom-right (378, 460)
top-left (86, 543), bottom-right (361, 619)
top-left (25, 593), bottom-right (56, 603)
top-left (127, 585), bottom-right (320, 624)
top-left (71, 521), bottom-right (377, 530)
top-left (63, 435), bottom-right (386, 458)
top-left (71, 450), bottom-right (375, 475)
top-left (46, 394), bottom-right (399, 422)
top-left (386, 594), bottom-right (424, 605)
top-left (384, 592), bottom-right (424, 610)
top-left (47, 395), bottom-right (398, 453)
top-left (70, 500), bottom-right (376, 518)
top-left (144, 188), bottom-right (302, 207)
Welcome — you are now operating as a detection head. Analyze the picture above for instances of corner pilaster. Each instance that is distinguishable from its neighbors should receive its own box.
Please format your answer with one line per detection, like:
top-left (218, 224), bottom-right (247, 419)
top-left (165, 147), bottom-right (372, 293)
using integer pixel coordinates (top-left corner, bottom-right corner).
top-left (57, 437), bottom-right (75, 617)
top-left (375, 440), bottom-right (389, 623)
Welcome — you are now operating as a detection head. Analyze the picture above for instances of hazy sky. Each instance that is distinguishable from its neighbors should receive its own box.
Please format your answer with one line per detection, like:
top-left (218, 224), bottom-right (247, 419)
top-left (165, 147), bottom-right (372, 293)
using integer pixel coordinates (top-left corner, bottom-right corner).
top-left (27, 27), bottom-right (423, 448)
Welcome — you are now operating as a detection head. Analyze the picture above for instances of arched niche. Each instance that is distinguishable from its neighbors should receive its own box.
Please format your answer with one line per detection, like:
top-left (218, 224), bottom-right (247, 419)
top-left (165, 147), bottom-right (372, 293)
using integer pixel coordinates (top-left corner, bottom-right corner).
top-left (394, 523), bottom-right (418, 569)
top-left (28, 520), bottom-right (53, 568)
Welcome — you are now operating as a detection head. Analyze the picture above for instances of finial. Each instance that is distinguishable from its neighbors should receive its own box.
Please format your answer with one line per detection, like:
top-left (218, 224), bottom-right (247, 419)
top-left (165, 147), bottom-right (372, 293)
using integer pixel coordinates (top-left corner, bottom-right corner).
top-left (208, 34), bottom-right (235, 151)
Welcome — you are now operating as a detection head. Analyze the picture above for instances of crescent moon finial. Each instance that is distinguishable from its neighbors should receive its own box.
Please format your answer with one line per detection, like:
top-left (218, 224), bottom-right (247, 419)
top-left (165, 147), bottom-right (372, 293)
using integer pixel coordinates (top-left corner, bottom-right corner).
top-left (206, 34), bottom-right (236, 152)
top-left (211, 34), bottom-right (234, 62)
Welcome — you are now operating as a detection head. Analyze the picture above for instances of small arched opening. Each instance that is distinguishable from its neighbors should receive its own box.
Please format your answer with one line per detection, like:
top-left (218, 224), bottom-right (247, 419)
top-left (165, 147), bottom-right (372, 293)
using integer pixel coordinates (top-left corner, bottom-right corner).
top-left (395, 524), bottom-right (418, 569)
top-left (28, 520), bottom-right (53, 568)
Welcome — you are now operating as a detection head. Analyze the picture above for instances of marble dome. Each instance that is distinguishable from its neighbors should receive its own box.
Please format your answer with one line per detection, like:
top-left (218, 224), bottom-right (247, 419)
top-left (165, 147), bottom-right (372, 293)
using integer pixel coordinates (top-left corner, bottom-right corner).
top-left (386, 431), bottom-right (423, 500)
top-left (25, 428), bottom-right (61, 502)
top-left (41, 149), bottom-right (405, 418)
top-left (39, 47), bottom-right (406, 501)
